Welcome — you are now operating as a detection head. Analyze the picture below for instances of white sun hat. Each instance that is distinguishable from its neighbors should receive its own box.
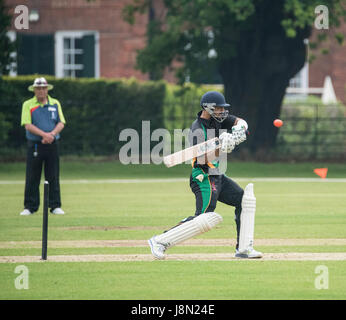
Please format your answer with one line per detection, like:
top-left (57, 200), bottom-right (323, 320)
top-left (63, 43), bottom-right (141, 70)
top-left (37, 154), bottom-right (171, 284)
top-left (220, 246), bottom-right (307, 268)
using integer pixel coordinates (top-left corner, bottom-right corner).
top-left (28, 77), bottom-right (54, 91)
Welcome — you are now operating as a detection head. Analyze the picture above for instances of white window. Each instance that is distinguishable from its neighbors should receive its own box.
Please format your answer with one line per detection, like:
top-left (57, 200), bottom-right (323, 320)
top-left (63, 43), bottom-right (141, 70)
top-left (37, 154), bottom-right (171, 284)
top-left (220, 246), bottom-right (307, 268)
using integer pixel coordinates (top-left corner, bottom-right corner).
top-left (286, 38), bottom-right (309, 97)
top-left (55, 31), bottom-right (99, 78)
top-left (288, 62), bottom-right (309, 90)
top-left (6, 31), bottom-right (17, 76)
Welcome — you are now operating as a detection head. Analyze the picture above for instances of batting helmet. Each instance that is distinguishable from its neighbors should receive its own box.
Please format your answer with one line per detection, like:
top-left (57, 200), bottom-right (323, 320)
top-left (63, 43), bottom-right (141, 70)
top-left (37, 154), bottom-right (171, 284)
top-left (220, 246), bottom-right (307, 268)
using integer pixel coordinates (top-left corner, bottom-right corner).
top-left (200, 91), bottom-right (230, 108)
top-left (200, 91), bottom-right (230, 122)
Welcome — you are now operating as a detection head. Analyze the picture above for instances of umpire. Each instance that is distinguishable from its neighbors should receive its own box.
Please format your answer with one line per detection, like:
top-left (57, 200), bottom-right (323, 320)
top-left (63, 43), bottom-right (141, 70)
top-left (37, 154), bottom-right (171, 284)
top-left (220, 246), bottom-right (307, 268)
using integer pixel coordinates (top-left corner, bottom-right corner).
top-left (20, 77), bottom-right (66, 216)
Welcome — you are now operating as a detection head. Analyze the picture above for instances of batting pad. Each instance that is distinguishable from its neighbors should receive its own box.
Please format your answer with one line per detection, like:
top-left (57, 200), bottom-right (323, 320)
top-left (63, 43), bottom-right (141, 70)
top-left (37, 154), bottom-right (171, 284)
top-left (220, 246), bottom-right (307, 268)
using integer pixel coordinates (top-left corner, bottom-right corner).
top-left (238, 183), bottom-right (256, 253)
top-left (155, 212), bottom-right (223, 248)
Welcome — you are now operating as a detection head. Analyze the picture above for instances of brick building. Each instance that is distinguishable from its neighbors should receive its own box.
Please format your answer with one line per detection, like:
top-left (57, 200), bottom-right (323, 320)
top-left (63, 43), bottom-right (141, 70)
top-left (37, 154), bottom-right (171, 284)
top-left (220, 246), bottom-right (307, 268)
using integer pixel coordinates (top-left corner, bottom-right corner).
top-left (308, 22), bottom-right (346, 103)
top-left (6, 0), bottom-right (151, 80)
top-left (5, 0), bottom-right (346, 103)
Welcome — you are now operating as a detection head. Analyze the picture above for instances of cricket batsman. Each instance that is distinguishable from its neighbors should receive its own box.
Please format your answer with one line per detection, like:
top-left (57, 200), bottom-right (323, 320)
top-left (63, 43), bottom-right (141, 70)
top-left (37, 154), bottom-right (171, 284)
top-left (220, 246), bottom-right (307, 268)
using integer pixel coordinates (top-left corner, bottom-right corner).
top-left (148, 91), bottom-right (262, 259)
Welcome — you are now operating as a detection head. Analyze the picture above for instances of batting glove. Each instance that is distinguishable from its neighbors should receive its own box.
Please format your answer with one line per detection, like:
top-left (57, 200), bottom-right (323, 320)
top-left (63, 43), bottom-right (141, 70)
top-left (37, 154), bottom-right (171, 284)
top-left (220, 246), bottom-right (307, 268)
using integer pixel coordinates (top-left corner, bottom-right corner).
top-left (232, 119), bottom-right (248, 145)
top-left (219, 132), bottom-right (235, 153)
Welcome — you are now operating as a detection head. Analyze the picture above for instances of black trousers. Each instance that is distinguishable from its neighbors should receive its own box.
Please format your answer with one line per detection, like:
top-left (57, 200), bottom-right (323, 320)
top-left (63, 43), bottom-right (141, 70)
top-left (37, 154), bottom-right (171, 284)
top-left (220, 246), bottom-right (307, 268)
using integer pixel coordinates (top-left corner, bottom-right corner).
top-left (24, 140), bottom-right (62, 212)
top-left (189, 174), bottom-right (244, 248)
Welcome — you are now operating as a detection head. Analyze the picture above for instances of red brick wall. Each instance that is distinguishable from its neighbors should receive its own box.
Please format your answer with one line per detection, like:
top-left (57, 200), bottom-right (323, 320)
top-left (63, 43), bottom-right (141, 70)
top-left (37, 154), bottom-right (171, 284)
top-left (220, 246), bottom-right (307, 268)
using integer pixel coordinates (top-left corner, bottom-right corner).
top-left (6, 0), bottom-right (150, 80)
top-left (309, 23), bottom-right (346, 103)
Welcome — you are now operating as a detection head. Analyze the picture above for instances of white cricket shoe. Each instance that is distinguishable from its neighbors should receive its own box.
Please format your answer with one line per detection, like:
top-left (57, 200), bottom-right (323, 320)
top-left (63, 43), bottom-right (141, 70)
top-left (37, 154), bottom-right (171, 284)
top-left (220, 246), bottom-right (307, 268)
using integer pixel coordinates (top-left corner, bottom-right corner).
top-left (51, 208), bottom-right (65, 215)
top-left (235, 247), bottom-right (263, 259)
top-left (20, 209), bottom-right (33, 216)
top-left (148, 236), bottom-right (166, 260)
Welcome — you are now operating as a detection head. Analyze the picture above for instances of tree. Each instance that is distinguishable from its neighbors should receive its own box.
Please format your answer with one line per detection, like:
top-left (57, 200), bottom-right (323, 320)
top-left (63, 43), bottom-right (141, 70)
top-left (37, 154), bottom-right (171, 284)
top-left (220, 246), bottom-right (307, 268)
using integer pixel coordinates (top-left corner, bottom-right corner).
top-left (123, 0), bottom-right (346, 153)
top-left (0, 0), bottom-right (15, 76)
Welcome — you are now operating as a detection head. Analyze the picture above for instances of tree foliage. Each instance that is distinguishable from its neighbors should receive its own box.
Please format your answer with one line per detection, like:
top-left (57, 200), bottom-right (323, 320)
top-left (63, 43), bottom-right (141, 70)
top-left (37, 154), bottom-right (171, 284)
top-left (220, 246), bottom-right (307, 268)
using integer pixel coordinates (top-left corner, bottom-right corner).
top-left (123, 0), bottom-right (346, 152)
top-left (124, 0), bottom-right (345, 83)
top-left (0, 0), bottom-right (15, 76)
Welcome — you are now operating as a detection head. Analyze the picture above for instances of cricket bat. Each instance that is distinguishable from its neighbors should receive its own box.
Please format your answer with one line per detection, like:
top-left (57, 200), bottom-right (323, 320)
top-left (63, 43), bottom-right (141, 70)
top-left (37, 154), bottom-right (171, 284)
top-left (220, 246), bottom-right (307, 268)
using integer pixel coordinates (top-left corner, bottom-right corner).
top-left (163, 137), bottom-right (220, 168)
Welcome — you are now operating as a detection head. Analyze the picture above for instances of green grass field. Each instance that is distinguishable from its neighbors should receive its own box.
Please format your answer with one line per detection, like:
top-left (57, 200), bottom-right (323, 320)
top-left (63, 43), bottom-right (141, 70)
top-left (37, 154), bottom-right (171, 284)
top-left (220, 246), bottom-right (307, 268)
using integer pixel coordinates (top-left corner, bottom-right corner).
top-left (0, 160), bottom-right (346, 300)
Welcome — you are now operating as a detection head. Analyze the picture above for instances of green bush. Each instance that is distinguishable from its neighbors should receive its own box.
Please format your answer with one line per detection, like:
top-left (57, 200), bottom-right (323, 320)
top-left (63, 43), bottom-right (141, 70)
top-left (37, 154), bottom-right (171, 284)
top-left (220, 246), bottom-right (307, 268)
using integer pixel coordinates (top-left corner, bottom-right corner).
top-left (277, 96), bottom-right (346, 159)
top-left (0, 76), bottom-right (166, 158)
top-left (0, 111), bottom-right (11, 146)
top-left (1, 76), bottom-right (344, 161)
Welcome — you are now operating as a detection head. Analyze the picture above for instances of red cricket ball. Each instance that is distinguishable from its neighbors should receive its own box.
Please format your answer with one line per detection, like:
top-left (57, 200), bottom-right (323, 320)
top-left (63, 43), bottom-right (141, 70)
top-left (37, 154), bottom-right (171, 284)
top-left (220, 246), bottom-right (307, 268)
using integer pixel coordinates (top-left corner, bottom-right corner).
top-left (273, 119), bottom-right (283, 128)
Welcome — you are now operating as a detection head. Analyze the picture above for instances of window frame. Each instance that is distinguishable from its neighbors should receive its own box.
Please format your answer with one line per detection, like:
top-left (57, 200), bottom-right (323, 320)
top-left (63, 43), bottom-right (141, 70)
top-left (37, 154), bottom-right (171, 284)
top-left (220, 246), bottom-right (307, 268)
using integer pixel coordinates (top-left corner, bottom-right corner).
top-left (55, 30), bottom-right (100, 78)
top-left (6, 31), bottom-right (17, 76)
top-left (288, 62), bottom-right (309, 90)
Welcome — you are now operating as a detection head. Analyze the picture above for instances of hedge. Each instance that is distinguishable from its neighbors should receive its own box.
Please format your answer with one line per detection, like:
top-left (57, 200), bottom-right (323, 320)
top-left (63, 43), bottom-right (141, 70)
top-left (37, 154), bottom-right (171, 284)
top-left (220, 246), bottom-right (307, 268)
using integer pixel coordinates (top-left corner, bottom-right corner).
top-left (1, 76), bottom-right (344, 161)
top-left (276, 96), bottom-right (346, 159)
top-left (0, 76), bottom-right (166, 157)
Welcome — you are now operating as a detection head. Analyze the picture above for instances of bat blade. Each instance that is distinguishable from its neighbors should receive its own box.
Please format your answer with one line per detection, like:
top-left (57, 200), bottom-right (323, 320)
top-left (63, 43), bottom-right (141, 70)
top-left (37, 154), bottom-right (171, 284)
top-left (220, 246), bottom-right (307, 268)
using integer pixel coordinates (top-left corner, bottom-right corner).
top-left (163, 137), bottom-right (220, 168)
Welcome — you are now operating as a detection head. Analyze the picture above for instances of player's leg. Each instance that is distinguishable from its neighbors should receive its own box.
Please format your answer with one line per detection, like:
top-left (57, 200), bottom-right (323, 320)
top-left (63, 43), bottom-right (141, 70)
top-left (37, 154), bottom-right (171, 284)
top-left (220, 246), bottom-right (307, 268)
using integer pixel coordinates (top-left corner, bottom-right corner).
top-left (218, 175), bottom-right (262, 258)
top-left (43, 142), bottom-right (62, 213)
top-left (163, 172), bottom-right (221, 232)
top-left (23, 142), bottom-right (43, 214)
top-left (149, 211), bottom-right (223, 258)
top-left (148, 174), bottom-right (222, 259)
top-left (236, 183), bottom-right (262, 258)
top-left (162, 173), bottom-right (219, 231)
top-left (217, 175), bottom-right (243, 247)
top-left (190, 173), bottom-right (220, 215)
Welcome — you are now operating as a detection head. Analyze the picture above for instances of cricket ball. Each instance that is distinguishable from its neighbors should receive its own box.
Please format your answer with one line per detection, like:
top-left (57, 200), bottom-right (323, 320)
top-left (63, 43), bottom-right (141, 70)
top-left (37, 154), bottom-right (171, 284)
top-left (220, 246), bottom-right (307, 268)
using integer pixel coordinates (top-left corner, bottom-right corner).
top-left (273, 119), bottom-right (283, 128)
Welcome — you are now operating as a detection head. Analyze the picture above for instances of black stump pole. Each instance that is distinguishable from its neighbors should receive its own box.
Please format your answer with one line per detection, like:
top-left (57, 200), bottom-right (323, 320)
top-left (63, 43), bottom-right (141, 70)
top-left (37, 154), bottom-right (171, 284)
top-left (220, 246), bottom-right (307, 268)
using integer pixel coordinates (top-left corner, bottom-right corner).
top-left (41, 181), bottom-right (49, 260)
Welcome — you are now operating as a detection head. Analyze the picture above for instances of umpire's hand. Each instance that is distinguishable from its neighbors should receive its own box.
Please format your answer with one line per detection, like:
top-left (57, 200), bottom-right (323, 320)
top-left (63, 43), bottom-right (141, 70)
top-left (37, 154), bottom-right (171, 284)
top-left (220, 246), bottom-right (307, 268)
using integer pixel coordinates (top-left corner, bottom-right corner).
top-left (41, 132), bottom-right (55, 144)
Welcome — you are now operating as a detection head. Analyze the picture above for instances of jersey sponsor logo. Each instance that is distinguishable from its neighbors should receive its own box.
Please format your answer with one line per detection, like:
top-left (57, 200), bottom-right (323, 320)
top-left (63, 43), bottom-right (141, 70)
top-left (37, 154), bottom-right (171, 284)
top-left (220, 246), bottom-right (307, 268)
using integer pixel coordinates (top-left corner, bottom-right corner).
top-left (48, 106), bottom-right (57, 120)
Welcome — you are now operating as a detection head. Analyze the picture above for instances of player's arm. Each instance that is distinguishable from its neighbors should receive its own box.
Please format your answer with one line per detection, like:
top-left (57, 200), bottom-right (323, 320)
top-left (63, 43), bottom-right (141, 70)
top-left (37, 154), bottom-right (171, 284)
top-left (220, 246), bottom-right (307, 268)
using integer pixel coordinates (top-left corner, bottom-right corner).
top-left (191, 129), bottom-right (219, 165)
top-left (218, 116), bottom-right (248, 152)
top-left (46, 100), bottom-right (65, 142)
top-left (233, 117), bottom-right (248, 130)
top-left (234, 117), bottom-right (241, 125)
top-left (25, 124), bottom-right (55, 144)
top-left (40, 122), bottom-right (65, 144)
top-left (50, 122), bottom-right (65, 137)
top-left (21, 102), bottom-right (54, 143)
top-left (231, 118), bottom-right (248, 145)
